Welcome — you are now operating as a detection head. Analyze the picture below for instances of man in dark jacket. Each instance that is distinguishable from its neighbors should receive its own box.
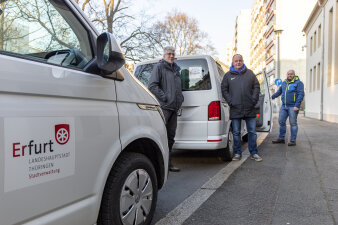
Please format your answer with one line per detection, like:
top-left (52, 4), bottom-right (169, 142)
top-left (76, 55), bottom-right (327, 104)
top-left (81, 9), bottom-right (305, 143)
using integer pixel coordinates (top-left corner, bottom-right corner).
top-left (221, 54), bottom-right (262, 162)
top-left (148, 46), bottom-right (184, 172)
top-left (271, 70), bottom-right (305, 146)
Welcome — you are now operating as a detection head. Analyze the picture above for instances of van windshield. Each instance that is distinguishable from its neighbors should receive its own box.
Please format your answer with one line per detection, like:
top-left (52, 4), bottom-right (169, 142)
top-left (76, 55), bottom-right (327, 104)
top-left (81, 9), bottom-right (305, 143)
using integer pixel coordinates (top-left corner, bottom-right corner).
top-left (134, 59), bottom-right (211, 91)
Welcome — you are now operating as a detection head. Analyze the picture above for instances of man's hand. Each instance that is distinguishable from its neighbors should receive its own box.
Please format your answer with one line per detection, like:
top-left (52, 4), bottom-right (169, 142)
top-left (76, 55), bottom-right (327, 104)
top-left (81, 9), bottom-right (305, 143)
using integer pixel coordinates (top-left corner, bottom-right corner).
top-left (294, 107), bottom-right (299, 111)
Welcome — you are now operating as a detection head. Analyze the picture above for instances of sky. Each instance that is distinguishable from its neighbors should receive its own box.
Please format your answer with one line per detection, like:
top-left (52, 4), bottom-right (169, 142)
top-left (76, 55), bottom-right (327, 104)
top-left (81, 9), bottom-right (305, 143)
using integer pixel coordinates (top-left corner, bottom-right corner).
top-left (132, 0), bottom-right (255, 62)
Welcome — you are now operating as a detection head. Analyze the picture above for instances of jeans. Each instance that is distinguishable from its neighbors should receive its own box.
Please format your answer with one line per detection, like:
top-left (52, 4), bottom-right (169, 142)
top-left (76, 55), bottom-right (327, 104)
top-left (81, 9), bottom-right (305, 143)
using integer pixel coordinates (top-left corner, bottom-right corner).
top-left (232, 117), bottom-right (257, 155)
top-left (278, 105), bottom-right (299, 141)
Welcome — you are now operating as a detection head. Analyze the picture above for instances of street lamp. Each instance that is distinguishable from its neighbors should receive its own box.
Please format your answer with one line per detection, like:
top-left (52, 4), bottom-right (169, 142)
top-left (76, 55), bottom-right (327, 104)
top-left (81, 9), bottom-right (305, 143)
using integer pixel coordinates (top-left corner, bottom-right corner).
top-left (274, 29), bottom-right (283, 79)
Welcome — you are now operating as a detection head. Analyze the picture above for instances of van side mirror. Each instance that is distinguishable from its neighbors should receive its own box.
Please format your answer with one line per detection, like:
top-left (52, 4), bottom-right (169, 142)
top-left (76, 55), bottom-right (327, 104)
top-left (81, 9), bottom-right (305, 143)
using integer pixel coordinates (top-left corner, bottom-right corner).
top-left (97, 32), bottom-right (125, 75)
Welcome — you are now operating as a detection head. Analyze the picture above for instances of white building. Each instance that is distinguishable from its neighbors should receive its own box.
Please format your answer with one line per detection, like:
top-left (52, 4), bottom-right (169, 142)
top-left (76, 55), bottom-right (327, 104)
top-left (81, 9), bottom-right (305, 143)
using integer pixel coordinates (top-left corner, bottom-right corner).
top-left (225, 41), bottom-right (234, 67)
top-left (303, 0), bottom-right (338, 123)
top-left (233, 9), bottom-right (252, 67)
top-left (274, 0), bottom-right (317, 83)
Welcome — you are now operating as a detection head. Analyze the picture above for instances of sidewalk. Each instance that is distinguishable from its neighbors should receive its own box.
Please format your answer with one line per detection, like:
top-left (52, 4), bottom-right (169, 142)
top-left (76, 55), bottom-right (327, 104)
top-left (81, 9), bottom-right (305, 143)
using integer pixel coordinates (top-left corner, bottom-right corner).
top-left (183, 115), bottom-right (338, 225)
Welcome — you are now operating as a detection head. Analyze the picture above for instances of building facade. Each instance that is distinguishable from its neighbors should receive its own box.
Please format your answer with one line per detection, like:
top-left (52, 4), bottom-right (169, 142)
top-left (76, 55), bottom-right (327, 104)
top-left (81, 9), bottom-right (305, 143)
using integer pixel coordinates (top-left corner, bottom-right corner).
top-left (303, 0), bottom-right (338, 123)
top-left (233, 9), bottom-right (252, 67)
top-left (250, 0), bottom-right (266, 74)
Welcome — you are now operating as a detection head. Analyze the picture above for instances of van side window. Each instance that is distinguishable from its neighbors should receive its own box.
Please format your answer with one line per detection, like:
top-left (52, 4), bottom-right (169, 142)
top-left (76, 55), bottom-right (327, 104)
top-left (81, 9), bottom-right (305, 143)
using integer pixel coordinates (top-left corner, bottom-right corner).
top-left (0, 0), bottom-right (93, 70)
top-left (177, 59), bottom-right (211, 91)
top-left (134, 63), bottom-right (156, 87)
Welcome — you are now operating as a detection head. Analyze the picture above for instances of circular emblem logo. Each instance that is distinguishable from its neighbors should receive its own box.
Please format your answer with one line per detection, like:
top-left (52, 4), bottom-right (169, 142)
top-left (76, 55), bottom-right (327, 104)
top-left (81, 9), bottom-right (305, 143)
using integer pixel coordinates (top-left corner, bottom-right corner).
top-left (55, 124), bottom-right (70, 145)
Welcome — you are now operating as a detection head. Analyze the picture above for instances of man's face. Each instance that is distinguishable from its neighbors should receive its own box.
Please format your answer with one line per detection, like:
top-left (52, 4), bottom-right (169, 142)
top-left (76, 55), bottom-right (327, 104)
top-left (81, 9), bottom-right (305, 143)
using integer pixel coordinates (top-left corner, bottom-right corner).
top-left (287, 70), bottom-right (295, 81)
top-left (232, 55), bottom-right (244, 71)
top-left (163, 49), bottom-right (175, 64)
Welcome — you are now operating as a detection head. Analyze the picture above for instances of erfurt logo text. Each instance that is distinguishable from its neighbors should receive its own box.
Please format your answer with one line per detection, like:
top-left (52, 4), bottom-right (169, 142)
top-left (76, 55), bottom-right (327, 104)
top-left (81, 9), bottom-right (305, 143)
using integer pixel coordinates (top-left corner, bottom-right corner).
top-left (12, 124), bottom-right (70, 158)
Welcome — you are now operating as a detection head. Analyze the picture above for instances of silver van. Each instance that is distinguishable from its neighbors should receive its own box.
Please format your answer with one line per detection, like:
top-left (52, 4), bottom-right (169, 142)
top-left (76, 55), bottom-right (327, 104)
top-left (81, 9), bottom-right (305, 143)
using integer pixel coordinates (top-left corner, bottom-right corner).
top-left (134, 55), bottom-right (272, 161)
top-left (0, 0), bottom-right (168, 225)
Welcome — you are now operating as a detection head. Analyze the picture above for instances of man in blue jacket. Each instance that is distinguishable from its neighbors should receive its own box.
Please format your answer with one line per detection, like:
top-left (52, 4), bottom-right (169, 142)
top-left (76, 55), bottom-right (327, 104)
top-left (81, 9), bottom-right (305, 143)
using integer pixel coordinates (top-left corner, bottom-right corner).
top-left (271, 70), bottom-right (305, 146)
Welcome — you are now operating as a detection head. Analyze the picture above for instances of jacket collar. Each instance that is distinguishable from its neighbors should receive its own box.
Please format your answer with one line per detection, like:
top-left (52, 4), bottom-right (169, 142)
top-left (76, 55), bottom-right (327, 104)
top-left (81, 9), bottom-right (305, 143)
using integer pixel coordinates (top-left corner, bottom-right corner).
top-left (230, 64), bottom-right (247, 74)
top-left (161, 59), bottom-right (180, 73)
top-left (285, 76), bottom-right (299, 84)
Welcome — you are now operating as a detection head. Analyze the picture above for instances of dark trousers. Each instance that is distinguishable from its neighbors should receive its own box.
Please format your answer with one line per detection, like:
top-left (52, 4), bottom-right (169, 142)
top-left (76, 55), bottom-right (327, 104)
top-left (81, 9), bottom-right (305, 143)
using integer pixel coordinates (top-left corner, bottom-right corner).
top-left (162, 109), bottom-right (178, 150)
top-left (162, 109), bottom-right (177, 167)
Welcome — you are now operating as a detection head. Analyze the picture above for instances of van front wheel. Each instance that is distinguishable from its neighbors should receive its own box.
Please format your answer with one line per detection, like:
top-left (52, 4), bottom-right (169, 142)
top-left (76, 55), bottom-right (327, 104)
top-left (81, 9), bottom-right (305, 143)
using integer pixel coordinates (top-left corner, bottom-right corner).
top-left (98, 152), bottom-right (158, 225)
top-left (217, 129), bottom-right (234, 162)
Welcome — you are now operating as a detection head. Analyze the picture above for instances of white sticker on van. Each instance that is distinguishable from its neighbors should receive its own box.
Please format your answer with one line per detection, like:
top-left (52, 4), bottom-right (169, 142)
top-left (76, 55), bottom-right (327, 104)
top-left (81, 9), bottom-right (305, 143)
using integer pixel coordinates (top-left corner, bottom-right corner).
top-left (189, 67), bottom-right (203, 78)
top-left (4, 117), bottom-right (75, 192)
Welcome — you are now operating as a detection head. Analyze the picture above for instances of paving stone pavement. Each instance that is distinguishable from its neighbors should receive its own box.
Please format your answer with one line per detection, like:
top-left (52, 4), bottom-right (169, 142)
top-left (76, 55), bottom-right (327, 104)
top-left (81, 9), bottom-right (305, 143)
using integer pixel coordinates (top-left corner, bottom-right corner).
top-left (183, 115), bottom-right (338, 225)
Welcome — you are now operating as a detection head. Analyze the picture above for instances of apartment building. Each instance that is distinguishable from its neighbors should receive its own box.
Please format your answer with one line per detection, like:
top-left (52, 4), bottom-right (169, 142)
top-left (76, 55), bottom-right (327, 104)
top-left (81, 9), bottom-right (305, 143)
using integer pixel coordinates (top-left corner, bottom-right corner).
top-left (233, 9), bottom-right (252, 67)
top-left (303, 0), bottom-right (338, 123)
top-left (250, 0), bottom-right (266, 74)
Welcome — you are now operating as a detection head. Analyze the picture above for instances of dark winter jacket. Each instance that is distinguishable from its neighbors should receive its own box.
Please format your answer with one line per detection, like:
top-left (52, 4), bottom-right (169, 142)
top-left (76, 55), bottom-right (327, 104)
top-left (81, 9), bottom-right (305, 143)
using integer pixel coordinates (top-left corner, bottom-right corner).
top-left (272, 76), bottom-right (304, 108)
top-left (148, 60), bottom-right (184, 111)
top-left (221, 64), bottom-right (260, 119)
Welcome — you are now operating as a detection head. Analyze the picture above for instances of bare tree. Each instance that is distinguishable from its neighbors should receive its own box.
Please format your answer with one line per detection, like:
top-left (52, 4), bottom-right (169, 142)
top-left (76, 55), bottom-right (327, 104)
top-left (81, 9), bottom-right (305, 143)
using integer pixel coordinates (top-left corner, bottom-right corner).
top-left (75, 0), bottom-right (159, 62)
top-left (153, 10), bottom-right (217, 56)
top-left (0, 1), bottom-right (24, 50)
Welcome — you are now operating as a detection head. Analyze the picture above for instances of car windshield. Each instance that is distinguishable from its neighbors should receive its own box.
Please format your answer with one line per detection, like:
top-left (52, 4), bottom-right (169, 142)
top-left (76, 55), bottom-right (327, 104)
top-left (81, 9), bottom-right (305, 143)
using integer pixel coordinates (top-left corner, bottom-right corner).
top-left (134, 59), bottom-right (211, 91)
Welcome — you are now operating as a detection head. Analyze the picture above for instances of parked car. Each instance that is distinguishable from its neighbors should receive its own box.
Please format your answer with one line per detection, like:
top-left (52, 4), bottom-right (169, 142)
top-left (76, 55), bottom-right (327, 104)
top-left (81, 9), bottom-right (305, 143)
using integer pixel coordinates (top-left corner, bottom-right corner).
top-left (0, 0), bottom-right (168, 225)
top-left (134, 55), bottom-right (272, 161)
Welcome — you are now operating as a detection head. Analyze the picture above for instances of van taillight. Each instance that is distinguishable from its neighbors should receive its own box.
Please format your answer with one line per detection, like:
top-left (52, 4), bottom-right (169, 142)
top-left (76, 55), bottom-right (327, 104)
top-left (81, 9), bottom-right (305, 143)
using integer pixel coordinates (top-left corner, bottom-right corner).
top-left (208, 101), bottom-right (221, 121)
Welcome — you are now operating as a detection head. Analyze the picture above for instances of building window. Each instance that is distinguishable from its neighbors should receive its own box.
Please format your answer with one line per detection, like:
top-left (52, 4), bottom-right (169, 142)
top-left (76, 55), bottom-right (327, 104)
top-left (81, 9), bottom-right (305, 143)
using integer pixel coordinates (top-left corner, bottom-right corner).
top-left (310, 36), bottom-right (313, 56)
top-left (328, 8), bottom-right (333, 86)
top-left (266, 45), bottom-right (275, 59)
top-left (314, 31), bottom-right (317, 52)
top-left (266, 60), bottom-right (275, 73)
top-left (318, 24), bottom-right (321, 47)
top-left (313, 66), bottom-right (316, 91)
top-left (310, 69), bottom-right (313, 92)
top-left (317, 63), bottom-right (321, 90)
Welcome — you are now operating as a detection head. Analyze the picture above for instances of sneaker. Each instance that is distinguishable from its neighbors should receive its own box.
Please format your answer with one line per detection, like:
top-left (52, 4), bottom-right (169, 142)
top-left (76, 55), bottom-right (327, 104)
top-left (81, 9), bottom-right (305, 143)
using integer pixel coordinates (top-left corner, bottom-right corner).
top-left (232, 154), bottom-right (242, 161)
top-left (169, 166), bottom-right (180, 172)
top-left (288, 141), bottom-right (296, 146)
top-left (272, 138), bottom-right (285, 144)
top-left (250, 154), bottom-right (262, 162)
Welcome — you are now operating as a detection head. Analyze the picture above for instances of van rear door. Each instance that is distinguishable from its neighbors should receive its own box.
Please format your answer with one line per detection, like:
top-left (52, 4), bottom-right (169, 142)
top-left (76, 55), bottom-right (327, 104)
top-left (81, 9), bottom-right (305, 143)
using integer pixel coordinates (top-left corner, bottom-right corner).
top-left (174, 58), bottom-right (212, 142)
top-left (255, 71), bottom-right (272, 132)
top-left (134, 58), bottom-right (213, 142)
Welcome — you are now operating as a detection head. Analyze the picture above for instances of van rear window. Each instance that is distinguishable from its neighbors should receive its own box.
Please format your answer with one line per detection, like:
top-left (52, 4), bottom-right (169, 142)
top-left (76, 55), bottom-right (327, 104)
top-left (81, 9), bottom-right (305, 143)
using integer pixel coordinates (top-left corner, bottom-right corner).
top-left (134, 59), bottom-right (211, 91)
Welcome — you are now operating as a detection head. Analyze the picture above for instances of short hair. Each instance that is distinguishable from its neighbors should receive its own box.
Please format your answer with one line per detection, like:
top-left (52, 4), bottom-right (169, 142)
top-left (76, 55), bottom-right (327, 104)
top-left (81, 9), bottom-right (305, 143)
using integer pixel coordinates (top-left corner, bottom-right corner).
top-left (232, 54), bottom-right (243, 60)
top-left (287, 69), bottom-right (295, 75)
top-left (163, 46), bottom-right (175, 55)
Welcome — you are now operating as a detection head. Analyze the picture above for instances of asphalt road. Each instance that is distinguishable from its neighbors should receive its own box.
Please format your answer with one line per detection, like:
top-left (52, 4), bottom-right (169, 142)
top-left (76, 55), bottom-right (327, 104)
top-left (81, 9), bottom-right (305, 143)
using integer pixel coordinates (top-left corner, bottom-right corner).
top-left (151, 144), bottom-right (248, 224)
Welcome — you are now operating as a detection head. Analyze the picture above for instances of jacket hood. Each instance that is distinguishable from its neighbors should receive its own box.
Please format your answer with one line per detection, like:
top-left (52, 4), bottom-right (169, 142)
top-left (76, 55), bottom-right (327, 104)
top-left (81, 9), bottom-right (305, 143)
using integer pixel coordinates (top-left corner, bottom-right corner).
top-left (230, 64), bottom-right (247, 74)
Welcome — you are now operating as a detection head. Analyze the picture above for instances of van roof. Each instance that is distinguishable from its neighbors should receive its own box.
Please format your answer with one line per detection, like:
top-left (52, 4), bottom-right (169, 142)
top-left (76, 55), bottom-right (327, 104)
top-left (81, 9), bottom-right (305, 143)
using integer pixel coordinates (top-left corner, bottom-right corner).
top-left (135, 55), bottom-right (216, 67)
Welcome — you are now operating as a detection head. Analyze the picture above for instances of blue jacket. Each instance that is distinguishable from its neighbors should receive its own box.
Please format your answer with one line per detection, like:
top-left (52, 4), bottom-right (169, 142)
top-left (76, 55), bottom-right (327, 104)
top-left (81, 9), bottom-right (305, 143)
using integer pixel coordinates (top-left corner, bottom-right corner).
top-left (272, 76), bottom-right (305, 108)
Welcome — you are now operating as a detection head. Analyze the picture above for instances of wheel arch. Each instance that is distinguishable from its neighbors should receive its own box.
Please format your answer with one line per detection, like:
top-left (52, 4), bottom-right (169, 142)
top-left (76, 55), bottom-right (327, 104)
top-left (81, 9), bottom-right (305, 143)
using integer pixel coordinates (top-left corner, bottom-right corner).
top-left (121, 138), bottom-right (166, 189)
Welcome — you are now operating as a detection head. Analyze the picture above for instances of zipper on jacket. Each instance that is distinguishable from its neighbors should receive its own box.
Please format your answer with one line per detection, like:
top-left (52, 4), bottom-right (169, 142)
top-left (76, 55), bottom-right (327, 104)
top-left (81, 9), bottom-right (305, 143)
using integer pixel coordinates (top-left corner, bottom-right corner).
top-left (285, 83), bottom-right (289, 107)
top-left (294, 93), bottom-right (295, 102)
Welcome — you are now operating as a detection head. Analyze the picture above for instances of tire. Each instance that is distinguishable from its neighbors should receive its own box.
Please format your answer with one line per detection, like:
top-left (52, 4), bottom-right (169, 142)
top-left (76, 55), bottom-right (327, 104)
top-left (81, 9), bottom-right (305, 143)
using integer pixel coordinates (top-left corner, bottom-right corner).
top-left (242, 133), bottom-right (248, 142)
top-left (217, 128), bottom-right (234, 162)
top-left (97, 152), bottom-right (158, 225)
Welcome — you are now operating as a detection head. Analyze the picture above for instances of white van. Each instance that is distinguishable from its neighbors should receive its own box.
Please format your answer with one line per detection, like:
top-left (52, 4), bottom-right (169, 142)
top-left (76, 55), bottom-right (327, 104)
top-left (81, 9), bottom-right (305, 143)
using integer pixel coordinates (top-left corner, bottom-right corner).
top-left (134, 55), bottom-right (272, 161)
top-left (0, 1), bottom-right (168, 225)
